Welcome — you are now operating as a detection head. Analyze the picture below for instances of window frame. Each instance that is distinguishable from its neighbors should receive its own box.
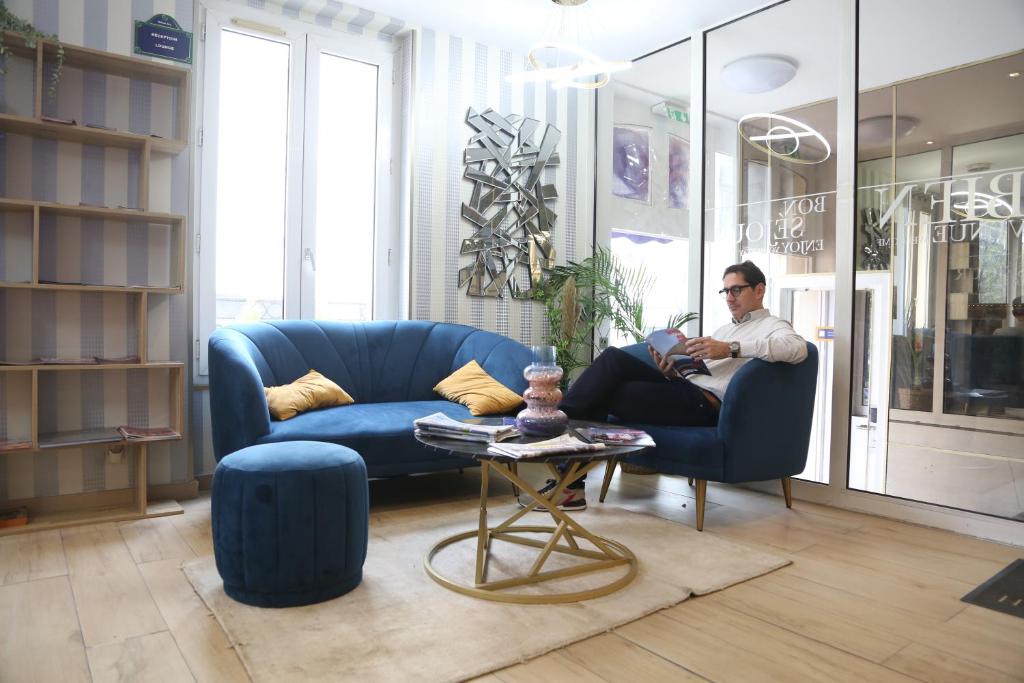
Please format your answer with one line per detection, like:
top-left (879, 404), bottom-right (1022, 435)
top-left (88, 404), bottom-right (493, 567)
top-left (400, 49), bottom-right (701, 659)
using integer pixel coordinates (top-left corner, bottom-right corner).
top-left (193, 2), bottom-right (401, 378)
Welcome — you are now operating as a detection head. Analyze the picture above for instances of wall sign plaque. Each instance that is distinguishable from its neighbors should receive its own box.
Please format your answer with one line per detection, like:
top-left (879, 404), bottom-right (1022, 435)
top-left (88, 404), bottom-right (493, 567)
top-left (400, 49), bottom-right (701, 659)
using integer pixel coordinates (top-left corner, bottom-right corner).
top-left (134, 14), bottom-right (192, 64)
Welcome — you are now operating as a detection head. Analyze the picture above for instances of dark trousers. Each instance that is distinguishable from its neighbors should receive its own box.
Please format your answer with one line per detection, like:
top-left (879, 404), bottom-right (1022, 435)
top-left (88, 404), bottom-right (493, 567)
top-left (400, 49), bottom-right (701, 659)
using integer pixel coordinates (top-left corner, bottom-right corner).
top-left (558, 347), bottom-right (719, 482)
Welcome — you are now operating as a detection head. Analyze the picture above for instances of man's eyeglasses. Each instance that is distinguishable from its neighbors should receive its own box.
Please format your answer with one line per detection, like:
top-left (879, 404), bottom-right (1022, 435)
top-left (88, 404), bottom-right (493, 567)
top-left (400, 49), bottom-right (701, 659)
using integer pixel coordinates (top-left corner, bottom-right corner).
top-left (718, 284), bottom-right (753, 298)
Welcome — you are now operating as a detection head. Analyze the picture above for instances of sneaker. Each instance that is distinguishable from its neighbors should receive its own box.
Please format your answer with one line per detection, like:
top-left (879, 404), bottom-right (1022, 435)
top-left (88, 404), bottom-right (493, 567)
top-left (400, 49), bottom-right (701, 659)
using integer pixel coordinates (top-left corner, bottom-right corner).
top-left (517, 479), bottom-right (587, 511)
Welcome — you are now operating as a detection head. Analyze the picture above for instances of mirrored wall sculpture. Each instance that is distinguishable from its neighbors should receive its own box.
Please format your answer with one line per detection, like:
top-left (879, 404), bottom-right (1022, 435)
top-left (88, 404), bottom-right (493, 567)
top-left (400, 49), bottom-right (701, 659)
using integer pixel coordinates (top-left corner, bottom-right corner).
top-left (459, 107), bottom-right (561, 298)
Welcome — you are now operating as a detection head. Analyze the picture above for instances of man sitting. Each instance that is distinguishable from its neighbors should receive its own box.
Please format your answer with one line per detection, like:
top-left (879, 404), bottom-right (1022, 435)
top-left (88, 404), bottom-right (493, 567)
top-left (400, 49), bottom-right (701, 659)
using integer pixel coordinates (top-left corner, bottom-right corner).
top-left (522, 260), bottom-right (808, 511)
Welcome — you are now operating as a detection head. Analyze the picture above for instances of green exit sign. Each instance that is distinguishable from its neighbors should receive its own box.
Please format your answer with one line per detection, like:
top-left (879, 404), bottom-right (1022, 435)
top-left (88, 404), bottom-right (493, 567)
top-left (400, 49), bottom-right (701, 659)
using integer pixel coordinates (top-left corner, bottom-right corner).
top-left (666, 107), bottom-right (689, 123)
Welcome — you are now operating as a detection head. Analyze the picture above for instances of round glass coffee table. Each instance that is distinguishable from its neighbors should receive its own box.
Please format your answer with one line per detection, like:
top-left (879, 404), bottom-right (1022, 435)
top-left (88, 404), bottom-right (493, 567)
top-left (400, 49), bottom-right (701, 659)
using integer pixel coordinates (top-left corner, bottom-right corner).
top-left (416, 419), bottom-right (648, 604)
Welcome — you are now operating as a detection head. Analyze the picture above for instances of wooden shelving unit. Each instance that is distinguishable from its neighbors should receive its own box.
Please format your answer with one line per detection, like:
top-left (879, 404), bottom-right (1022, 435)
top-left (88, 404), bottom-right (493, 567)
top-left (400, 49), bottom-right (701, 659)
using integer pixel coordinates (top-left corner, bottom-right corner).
top-left (0, 34), bottom-right (190, 535)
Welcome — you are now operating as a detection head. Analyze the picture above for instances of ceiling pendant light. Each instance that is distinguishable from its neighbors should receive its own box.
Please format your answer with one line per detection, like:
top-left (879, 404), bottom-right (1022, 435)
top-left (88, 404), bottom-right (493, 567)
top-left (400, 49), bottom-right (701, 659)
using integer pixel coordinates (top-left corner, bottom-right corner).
top-left (506, 0), bottom-right (631, 90)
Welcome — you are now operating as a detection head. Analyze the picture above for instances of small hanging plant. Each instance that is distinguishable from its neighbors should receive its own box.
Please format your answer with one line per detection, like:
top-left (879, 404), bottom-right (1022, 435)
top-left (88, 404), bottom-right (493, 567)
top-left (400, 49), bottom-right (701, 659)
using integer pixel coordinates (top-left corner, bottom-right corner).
top-left (0, 1), bottom-right (64, 100)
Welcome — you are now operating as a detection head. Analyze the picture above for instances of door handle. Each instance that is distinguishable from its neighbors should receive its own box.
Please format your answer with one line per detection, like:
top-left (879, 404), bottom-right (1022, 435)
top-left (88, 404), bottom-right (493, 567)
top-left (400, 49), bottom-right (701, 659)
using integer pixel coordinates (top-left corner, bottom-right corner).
top-left (304, 247), bottom-right (316, 271)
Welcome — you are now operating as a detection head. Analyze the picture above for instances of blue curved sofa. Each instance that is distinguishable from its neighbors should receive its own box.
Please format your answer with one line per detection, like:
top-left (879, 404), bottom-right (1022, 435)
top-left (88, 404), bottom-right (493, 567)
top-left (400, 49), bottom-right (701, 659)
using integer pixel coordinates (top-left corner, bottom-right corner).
top-left (208, 320), bottom-right (532, 477)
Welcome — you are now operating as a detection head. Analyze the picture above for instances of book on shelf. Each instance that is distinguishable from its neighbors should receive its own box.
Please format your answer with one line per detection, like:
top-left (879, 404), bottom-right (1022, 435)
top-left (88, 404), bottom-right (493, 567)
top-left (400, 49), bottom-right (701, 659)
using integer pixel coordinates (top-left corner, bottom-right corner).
top-left (41, 115), bottom-right (76, 125)
top-left (0, 506), bottom-right (28, 529)
top-left (117, 426), bottom-right (180, 441)
top-left (83, 122), bottom-right (116, 131)
top-left (645, 328), bottom-right (711, 378)
top-left (94, 355), bottom-right (140, 365)
top-left (486, 433), bottom-right (606, 460)
top-left (34, 356), bottom-right (97, 365)
top-left (39, 428), bottom-right (120, 447)
top-left (413, 412), bottom-right (519, 443)
top-left (573, 426), bottom-right (656, 448)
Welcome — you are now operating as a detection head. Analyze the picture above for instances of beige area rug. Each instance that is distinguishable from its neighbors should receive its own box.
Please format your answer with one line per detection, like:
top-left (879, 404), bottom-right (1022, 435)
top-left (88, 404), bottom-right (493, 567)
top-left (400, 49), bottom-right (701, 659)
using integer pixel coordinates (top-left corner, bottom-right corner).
top-left (184, 501), bottom-right (788, 683)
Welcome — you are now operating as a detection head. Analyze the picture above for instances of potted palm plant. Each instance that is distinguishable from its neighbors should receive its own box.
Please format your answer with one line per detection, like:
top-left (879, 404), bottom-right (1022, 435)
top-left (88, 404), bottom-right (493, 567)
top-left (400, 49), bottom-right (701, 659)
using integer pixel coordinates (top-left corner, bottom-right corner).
top-left (536, 246), bottom-right (696, 389)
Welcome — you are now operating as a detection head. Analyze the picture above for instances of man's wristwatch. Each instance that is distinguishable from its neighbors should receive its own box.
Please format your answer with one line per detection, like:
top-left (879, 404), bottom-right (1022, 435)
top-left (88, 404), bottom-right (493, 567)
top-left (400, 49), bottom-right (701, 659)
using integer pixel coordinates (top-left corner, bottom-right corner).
top-left (729, 341), bottom-right (741, 358)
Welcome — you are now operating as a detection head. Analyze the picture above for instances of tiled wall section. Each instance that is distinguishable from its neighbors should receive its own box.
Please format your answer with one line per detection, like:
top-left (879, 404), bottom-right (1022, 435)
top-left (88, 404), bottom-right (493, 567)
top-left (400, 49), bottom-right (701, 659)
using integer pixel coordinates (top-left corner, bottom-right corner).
top-left (1, 0), bottom-right (596, 484)
top-left (0, 0), bottom-right (192, 501)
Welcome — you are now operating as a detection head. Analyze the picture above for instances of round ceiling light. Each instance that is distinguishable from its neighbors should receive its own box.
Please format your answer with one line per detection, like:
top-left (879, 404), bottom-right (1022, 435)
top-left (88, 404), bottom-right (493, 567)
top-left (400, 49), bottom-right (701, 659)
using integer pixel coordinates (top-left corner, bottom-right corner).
top-left (720, 56), bottom-right (798, 94)
top-left (858, 115), bottom-right (919, 145)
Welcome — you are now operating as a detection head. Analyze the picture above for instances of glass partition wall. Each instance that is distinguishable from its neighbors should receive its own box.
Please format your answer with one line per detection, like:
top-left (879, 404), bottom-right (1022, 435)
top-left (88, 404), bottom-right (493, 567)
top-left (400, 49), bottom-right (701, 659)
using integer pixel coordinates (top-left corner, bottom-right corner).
top-left (595, 40), bottom-right (695, 349)
top-left (853, 2), bottom-right (1024, 520)
top-left (704, 0), bottom-right (842, 484)
top-left (594, 0), bottom-right (1024, 540)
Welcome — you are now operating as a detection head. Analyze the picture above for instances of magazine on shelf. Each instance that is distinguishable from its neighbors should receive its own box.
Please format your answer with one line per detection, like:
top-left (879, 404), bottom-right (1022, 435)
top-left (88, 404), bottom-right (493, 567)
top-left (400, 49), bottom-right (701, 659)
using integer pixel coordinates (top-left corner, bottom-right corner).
top-left (413, 412), bottom-right (519, 443)
top-left (574, 426), bottom-right (656, 448)
top-left (94, 355), bottom-right (141, 364)
top-left (486, 434), bottom-right (606, 460)
top-left (117, 426), bottom-right (179, 441)
top-left (34, 356), bottom-right (97, 365)
top-left (644, 328), bottom-right (711, 378)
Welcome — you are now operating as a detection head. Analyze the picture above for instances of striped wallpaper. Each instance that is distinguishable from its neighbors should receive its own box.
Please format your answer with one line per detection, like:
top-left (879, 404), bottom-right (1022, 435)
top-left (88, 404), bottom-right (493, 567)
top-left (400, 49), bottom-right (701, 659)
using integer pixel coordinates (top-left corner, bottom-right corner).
top-left (1, 0), bottom-right (596, 490)
top-left (411, 29), bottom-right (595, 345)
top-left (0, 0), bottom-right (193, 501)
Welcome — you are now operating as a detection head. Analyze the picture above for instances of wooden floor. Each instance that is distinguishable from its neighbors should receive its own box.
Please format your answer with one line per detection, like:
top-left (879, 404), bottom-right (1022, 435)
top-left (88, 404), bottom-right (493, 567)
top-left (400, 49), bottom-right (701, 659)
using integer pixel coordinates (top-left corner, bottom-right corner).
top-left (2, 465), bottom-right (1023, 682)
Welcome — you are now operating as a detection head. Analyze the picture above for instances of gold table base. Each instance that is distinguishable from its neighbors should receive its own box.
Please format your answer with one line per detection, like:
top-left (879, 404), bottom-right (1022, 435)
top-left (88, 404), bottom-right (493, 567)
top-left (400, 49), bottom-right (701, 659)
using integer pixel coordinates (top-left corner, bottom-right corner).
top-left (424, 460), bottom-right (638, 604)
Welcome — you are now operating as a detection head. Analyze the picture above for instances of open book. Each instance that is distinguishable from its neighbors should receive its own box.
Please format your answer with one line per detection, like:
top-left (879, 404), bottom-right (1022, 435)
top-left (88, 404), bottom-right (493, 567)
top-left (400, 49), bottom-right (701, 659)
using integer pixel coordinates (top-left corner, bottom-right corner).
top-left (645, 328), bottom-right (711, 378)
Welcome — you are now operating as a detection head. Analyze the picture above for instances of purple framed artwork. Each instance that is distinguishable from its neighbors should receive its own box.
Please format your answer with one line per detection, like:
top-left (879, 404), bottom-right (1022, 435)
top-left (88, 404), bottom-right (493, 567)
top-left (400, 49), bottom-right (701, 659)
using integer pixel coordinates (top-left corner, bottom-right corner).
top-left (668, 134), bottom-right (689, 210)
top-left (612, 125), bottom-right (650, 203)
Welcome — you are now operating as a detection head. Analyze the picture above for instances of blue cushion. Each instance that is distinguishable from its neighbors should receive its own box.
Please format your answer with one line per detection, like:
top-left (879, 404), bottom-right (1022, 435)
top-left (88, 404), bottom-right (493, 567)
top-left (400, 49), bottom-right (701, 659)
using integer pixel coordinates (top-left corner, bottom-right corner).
top-left (212, 441), bottom-right (368, 608)
top-left (256, 400), bottom-right (481, 477)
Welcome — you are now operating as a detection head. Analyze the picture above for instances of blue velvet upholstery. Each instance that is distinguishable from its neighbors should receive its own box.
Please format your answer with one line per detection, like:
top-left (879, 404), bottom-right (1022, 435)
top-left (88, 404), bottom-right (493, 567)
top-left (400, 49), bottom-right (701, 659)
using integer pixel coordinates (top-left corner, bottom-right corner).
top-left (208, 321), bottom-right (532, 476)
top-left (212, 441), bottom-right (368, 607)
top-left (614, 342), bottom-right (819, 483)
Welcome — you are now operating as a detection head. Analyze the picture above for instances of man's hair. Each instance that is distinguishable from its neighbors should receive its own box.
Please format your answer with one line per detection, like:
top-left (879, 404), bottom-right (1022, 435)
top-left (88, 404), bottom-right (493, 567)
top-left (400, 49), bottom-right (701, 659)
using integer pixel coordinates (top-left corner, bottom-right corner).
top-left (723, 261), bottom-right (766, 288)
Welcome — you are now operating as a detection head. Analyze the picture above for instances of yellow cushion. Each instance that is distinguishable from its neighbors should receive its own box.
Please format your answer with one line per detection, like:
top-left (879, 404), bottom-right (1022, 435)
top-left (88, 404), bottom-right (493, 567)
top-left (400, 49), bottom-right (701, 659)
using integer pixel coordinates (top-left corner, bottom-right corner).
top-left (264, 370), bottom-right (354, 421)
top-left (433, 360), bottom-right (523, 416)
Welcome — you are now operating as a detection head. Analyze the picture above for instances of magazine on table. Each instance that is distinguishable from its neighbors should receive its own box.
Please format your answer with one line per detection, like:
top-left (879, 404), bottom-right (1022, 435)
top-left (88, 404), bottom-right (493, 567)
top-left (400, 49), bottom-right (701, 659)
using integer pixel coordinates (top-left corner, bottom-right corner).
top-left (573, 426), bottom-right (656, 448)
top-left (486, 433), bottom-right (606, 460)
top-left (413, 412), bottom-right (520, 443)
top-left (644, 328), bottom-right (711, 378)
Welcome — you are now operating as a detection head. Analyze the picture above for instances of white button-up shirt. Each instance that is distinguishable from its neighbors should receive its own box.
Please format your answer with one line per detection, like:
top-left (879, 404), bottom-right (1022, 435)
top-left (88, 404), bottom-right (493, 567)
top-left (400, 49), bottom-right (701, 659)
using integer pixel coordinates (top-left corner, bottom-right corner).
top-left (687, 308), bottom-right (808, 400)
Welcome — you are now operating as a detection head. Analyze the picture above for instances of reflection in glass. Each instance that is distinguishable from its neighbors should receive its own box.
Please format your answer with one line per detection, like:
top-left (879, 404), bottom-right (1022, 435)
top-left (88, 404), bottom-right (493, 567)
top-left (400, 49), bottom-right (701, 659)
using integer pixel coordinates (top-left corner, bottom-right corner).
top-left (704, 0), bottom-right (841, 484)
top-left (600, 40), bottom-right (693, 345)
top-left (853, 22), bottom-right (1024, 517)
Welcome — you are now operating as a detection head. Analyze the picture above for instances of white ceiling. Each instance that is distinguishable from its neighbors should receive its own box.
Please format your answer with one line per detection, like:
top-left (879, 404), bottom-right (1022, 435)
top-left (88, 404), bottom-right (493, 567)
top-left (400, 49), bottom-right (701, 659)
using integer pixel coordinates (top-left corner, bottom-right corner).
top-left (345, 0), bottom-right (766, 61)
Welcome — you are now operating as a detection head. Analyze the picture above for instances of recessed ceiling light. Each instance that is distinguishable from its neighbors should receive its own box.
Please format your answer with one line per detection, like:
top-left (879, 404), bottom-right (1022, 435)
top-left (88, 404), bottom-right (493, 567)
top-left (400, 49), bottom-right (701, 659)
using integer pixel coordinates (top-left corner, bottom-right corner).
top-left (721, 56), bottom-right (798, 94)
top-left (1009, 72), bottom-right (1021, 78)
top-left (926, 140), bottom-right (934, 145)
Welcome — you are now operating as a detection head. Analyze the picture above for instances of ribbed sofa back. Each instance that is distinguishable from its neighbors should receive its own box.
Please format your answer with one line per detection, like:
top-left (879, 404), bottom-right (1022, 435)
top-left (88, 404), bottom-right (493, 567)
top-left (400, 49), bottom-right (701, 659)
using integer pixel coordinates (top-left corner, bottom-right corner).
top-left (210, 320), bottom-right (531, 403)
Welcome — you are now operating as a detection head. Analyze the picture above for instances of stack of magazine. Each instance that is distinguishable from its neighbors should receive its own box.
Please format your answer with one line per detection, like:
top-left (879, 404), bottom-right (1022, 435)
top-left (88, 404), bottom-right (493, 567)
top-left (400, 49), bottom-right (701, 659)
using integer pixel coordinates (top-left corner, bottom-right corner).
top-left (413, 412), bottom-right (520, 443)
top-left (486, 433), bottom-right (606, 460)
top-left (574, 426), bottom-right (656, 448)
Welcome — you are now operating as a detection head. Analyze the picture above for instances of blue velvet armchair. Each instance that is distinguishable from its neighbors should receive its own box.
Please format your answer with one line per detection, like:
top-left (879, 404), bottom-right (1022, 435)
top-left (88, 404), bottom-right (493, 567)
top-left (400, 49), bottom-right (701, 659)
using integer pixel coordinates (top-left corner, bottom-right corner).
top-left (599, 342), bottom-right (819, 530)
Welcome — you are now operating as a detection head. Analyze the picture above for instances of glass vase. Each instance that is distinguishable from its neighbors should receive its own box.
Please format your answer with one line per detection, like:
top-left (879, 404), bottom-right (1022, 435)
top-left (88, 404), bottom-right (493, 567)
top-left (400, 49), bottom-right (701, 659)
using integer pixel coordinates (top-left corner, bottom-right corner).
top-left (516, 346), bottom-right (569, 437)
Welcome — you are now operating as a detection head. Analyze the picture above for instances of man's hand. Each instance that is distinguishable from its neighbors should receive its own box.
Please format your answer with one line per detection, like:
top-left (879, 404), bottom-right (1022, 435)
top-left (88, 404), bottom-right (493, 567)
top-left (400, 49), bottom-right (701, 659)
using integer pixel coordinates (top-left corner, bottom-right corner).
top-left (685, 337), bottom-right (730, 361)
top-left (648, 346), bottom-right (681, 379)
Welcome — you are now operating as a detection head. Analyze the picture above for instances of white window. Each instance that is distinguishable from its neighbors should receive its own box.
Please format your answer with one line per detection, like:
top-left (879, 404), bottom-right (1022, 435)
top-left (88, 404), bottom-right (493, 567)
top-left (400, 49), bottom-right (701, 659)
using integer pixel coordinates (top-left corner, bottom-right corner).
top-left (195, 5), bottom-right (400, 376)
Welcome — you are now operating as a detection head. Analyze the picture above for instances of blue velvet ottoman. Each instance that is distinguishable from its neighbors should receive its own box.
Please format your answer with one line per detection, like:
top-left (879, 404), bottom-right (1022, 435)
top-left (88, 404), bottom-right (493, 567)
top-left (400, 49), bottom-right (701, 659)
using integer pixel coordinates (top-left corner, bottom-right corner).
top-left (211, 441), bottom-right (368, 607)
